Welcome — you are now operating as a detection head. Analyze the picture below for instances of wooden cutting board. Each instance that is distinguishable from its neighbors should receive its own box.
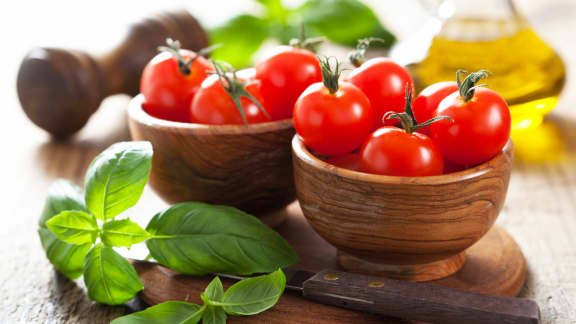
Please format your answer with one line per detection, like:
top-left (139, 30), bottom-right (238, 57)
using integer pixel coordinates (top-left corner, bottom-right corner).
top-left (134, 202), bottom-right (526, 323)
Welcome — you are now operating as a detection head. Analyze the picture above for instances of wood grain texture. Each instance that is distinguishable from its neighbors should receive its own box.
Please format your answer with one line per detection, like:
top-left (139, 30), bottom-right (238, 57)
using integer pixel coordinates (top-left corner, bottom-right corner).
top-left (128, 94), bottom-right (296, 217)
top-left (135, 208), bottom-right (527, 323)
top-left (2, 1), bottom-right (576, 323)
top-left (302, 270), bottom-right (539, 324)
top-left (293, 136), bottom-right (513, 281)
top-left (16, 10), bottom-right (208, 138)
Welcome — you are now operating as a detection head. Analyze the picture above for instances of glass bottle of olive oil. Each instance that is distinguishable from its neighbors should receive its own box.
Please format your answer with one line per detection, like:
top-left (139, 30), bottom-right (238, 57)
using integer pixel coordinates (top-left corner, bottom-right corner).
top-left (391, 0), bottom-right (565, 131)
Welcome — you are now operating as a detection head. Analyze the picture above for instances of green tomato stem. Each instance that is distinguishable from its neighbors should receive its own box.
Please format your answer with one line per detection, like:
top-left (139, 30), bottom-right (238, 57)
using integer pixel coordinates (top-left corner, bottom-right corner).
top-left (456, 69), bottom-right (491, 102)
top-left (348, 37), bottom-right (387, 67)
top-left (383, 85), bottom-right (453, 134)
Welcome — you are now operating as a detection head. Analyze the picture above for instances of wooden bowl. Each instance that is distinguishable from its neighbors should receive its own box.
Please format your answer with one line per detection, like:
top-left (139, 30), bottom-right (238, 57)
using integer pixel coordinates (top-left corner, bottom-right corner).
top-left (128, 95), bottom-right (296, 225)
top-left (292, 136), bottom-right (514, 281)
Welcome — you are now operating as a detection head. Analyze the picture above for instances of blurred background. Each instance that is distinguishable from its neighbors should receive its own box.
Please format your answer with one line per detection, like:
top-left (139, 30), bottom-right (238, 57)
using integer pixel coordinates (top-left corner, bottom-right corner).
top-left (1, 0), bottom-right (575, 323)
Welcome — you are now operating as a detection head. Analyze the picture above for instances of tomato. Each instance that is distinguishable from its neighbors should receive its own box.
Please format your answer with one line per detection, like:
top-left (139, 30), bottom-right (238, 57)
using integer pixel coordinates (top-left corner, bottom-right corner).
top-left (412, 81), bottom-right (458, 134)
top-left (360, 127), bottom-right (444, 176)
top-left (141, 49), bottom-right (212, 122)
top-left (326, 153), bottom-right (362, 171)
top-left (190, 73), bottom-right (269, 125)
top-left (294, 82), bottom-right (373, 156)
top-left (348, 58), bottom-right (413, 128)
top-left (429, 87), bottom-right (511, 166)
top-left (255, 46), bottom-right (322, 120)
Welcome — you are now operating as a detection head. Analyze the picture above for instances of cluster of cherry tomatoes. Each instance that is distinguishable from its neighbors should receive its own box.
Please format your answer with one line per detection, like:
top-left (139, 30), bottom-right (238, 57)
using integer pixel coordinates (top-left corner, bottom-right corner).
top-left (140, 38), bottom-right (322, 125)
top-left (140, 38), bottom-right (511, 177)
top-left (293, 40), bottom-right (511, 177)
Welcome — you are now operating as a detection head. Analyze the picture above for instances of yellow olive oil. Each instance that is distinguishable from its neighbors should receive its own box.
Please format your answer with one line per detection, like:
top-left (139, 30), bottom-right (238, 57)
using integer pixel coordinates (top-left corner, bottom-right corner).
top-left (409, 18), bottom-right (566, 130)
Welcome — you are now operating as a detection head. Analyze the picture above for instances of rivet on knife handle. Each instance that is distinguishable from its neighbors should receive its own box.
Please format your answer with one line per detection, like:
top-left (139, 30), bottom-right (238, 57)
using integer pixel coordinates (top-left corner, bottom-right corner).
top-left (302, 270), bottom-right (541, 324)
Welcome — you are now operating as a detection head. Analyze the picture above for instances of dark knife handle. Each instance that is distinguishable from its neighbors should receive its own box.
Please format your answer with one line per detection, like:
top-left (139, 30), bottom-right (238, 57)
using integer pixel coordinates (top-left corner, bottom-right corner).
top-left (302, 270), bottom-right (540, 324)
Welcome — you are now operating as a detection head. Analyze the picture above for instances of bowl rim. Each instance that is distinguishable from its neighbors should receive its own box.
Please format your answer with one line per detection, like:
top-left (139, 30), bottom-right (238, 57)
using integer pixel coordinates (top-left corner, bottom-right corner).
top-left (292, 135), bottom-right (513, 185)
top-left (128, 94), bottom-right (294, 135)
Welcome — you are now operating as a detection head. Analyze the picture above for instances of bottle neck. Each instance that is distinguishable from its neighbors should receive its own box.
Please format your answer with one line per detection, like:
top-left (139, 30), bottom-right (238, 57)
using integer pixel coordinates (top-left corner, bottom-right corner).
top-left (437, 0), bottom-right (525, 40)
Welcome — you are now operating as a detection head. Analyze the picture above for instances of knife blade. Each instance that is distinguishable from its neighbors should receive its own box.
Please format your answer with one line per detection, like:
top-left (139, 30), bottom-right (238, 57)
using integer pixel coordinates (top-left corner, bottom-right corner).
top-left (218, 269), bottom-right (540, 324)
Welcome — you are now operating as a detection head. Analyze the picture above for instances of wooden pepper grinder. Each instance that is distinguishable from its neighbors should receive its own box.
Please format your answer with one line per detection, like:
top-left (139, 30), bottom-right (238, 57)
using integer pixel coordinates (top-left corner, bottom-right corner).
top-left (17, 10), bottom-right (209, 138)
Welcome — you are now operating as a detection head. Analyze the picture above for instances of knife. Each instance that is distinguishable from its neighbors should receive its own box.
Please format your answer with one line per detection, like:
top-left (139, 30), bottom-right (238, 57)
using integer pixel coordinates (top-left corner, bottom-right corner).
top-left (219, 269), bottom-right (540, 324)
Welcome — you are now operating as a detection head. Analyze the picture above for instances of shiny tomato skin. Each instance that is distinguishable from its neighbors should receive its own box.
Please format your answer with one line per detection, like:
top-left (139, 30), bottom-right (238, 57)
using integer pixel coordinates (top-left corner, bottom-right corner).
top-left (360, 127), bottom-right (444, 176)
top-left (255, 46), bottom-right (322, 120)
top-left (294, 82), bottom-right (374, 156)
top-left (326, 153), bottom-right (362, 171)
top-left (141, 51), bottom-right (212, 122)
top-left (190, 74), bottom-right (269, 125)
top-left (429, 88), bottom-right (511, 166)
top-left (413, 81), bottom-right (458, 134)
top-left (348, 58), bottom-right (413, 128)
top-left (236, 68), bottom-right (256, 80)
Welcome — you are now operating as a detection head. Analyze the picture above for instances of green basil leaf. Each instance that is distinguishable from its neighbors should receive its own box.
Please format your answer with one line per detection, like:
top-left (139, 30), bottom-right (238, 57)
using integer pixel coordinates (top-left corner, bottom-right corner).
top-left (38, 228), bottom-right (91, 280)
top-left (299, 0), bottom-right (395, 47)
top-left (46, 210), bottom-right (99, 245)
top-left (38, 180), bottom-right (91, 280)
top-left (101, 219), bottom-right (150, 247)
top-left (203, 277), bottom-right (224, 302)
top-left (202, 306), bottom-right (227, 324)
top-left (257, 0), bottom-right (289, 21)
top-left (111, 301), bottom-right (204, 324)
top-left (209, 15), bottom-right (270, 68)
top-left (84, 243), bottom-right (143, 305)
top-left (85, 141), bottom-right (152, 221)
top-left (219, 269), bottom-right (286, 315)
top-left (146, 202), bottom-right (298, 276)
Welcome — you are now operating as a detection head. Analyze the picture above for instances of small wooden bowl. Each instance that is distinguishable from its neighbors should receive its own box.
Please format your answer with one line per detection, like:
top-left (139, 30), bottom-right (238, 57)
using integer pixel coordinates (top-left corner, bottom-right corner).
top-left (292, 136), bottom-right (513, 281)
top-left (128, 95), bottom-right (296, 225)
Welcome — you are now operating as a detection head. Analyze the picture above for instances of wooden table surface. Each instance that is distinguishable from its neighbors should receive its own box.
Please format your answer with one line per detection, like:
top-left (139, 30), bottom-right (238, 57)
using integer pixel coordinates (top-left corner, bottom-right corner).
top-left (1, 1), bottom-right (576, 323)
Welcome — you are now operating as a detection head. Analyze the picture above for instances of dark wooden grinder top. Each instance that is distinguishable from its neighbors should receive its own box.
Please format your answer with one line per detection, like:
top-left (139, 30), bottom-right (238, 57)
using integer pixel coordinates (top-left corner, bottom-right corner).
top-left (16, 10), bottom-right (209, 138)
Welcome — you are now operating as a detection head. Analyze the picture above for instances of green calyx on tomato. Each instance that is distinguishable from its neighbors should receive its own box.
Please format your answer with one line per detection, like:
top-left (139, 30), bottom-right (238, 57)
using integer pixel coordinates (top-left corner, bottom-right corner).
top-left (384, 85), bottom-right (453, 134)
top-left (456, 69), bottom-right (491, 102)
top-left (318, 56), bottom-right (343, 94)
top-left (288, 26), bottom-right (325, 53)
top-left (347, 37), bottom-right (387, 68)
top-left (158, 38), bottom-right (219, 76)
top-left (210, 61), bottom-right (270, 124)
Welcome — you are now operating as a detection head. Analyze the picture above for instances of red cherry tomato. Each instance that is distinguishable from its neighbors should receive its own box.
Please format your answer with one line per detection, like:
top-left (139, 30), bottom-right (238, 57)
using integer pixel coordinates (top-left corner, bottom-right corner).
top-left (360, 127), bottom-right (444, 176)
top-left (141, 51), bottom-right (212, 122)
top-left (255, 46), bottom-right (322, 120)
top-left (429, 88), bottom-right (511, 166)
top-left (326, 153), bottom-right (362, 171)
top-left (348, 58), bottom-right (413, 128)
top-left (190, 74), bottom-right (269, 125)
top-left (294, 82), bottom-right (374, 156)
top-left (413, 81), bottom-right (458, 134)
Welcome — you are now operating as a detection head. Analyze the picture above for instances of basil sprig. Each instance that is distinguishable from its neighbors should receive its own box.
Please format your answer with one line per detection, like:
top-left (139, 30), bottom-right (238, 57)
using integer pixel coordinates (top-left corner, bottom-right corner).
top-left (210, 0), bottom-right (396, 68)
top-left (38, 141), bottom-right (297, 308)
top-left (111, 269), bottom-right (286, 324)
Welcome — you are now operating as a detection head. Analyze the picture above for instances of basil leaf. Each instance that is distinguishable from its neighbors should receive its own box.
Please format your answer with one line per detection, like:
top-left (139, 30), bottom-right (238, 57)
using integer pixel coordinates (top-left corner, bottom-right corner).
top-left (257, 0), bottom-right (289, 21)
top-left (219, 269), bottom-right (286, 315)
top-left (45, 210), bottom-right (99, 245)
top-left (111, 301), bottom-right (204, 324)
top-left (209, 15), bottom-right (269, 68)
top-left (85, 141), bottom-right (152, 221)
top-left (101, 219), bottom-right (150, 247)
top-left (203, 277), bottom-right (224, 302)
top-left (299, 0), bottom-right (396, 47)
top-left (38, 180), bottom-right (91, 280)
top-left (38, 228), bottom-right (91, 280)
top-left (202, 306), bottom-right (227, 324)
top-left (146, 202), bottom-right (298, 275)
top-left (84, 243), bottom-right (143, 305)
